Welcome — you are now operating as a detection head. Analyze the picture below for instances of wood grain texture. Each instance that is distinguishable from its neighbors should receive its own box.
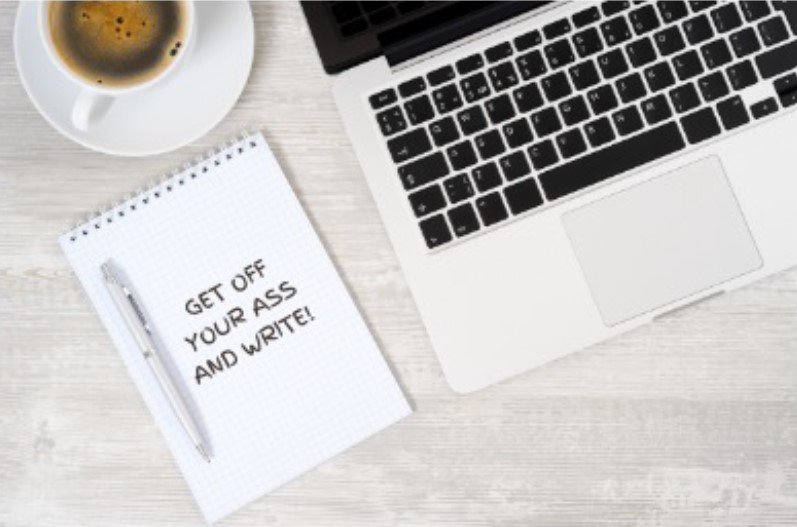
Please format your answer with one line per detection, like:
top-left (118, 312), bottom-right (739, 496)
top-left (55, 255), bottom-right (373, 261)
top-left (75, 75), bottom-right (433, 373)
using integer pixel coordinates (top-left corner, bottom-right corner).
top-left (1, 2), bottom-right (796, 526)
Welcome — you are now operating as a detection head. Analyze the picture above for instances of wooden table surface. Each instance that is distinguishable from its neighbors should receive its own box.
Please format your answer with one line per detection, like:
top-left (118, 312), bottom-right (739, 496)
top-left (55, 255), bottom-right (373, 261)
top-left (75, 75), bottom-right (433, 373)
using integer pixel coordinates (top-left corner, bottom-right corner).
top-left (2, 2), bottom-right (796, 526)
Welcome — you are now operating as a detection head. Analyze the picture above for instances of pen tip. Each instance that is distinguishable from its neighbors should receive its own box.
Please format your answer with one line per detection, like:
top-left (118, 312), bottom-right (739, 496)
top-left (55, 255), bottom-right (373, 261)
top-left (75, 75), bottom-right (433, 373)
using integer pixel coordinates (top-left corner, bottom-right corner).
top-left (197, 444), bottom-right (212, 463)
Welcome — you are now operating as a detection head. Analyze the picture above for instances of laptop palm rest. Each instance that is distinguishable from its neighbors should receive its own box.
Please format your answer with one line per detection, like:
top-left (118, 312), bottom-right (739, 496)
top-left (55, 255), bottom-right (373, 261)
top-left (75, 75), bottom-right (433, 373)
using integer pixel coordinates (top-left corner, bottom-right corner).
top-left (562, 156), bottom-right (763, 327)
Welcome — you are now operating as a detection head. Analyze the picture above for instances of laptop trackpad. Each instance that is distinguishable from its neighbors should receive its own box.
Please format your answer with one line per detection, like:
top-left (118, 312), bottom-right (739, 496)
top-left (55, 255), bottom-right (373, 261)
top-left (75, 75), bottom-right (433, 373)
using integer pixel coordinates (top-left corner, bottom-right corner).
top-left (563, 156), bottom-right (762, 327)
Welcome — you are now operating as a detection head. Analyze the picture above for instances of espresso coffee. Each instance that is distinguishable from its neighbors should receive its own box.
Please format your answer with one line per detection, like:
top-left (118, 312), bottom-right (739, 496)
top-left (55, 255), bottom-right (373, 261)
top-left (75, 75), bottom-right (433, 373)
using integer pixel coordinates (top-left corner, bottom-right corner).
top-left (48, 1), bottom-right (189, 88)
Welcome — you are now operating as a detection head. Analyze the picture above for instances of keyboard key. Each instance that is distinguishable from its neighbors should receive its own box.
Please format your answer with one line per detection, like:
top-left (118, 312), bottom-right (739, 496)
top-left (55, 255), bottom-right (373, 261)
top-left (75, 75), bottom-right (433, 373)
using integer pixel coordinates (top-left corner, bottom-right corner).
top-left (644, 61), bottom-right (676, 91)
top-left (774, 72), bottom-right (797, 107)
top-left (448, 203), bottom-right (480, 237)
top-left (428, 65), bottom-right (455, 86)
top-left (485, 42), bottom-right (513, 63)
top-left (672, 50), bottom-right (704, 80)
top-left (573, 6), bottom-right (601, 28)
top-left (641, 94), bottom-right (672, 124)
top-left (369, 7), bottom-right (396, 26)
top-left (460, 73), bottom-right (492, 103)
top-left (616, 72), bottom-right (647, 102)
top-left (476, 192), bottom-right (509, 226)
top-left (612, 105), bottom-right (645, 135)
top-left (654, 26), bottom-right (686, 56)
top-left (559, 95), bottom-right (591, 126)
top-left (388, 128), bottom-right (432, 164)
top-left (513, 83), bottom-right (545, 112)
top-left (758, 16), bottom-right (789, 47)
top-left (602, 1), bottom-right (630, 17)
top-left (730, 27), bottom-right (761, 58)
top-left (531, 107), bottom-right (563, 137)
top-left (755, 40), bottom-right (797, 79)
top-left (472, 162), bottom-right (503, 192)
top-left (444, 173), bottom-right (475, 203)
top-left (681, 107), bottom-right (721, 143)
top-left (726, 60), bottom-right (758, 90)
top-left (587, 84), bottom-right (619, 114)
top-left (669, 83), bottom-right (701, 113)
top-left (658, 1), bottom-right (689, 23)
top-left (474, 130), bottom-right (506, 160)
top-left (514, 29), bottom-right (542, 51)
top-left (502, 118), bottom-right (535, 148)
top-left (601, 16), bottom-right (633, 46)
top-left (751, 97), bottom-right (778, 118)
top-left (545, 39), bottom-right (576, 69)
top-left (539, 122), bottom-right (685, 200)
top-left (485, 94), bottom-right (516, 124)
top-left (584, 117), bottom-right (616, 147)
top-left (689, 2), bottom-right (717, 13)
top-left (701, 39), bottom-right (732, 69)
top-left (370, 88), bottom-right (397, 109)
top-left (598, 49), bottom-right (630, 79)
top-left (556, 129), bottom-right (587, 158)
top-left (683, 14), bottom-right (714, 45)
top-left (698, 71), bottom-right (730, 101)
top-left (457, 106), bottom-right (489, 135)
top-left (376, 106), bottom-right (407, 136)
top-left (408, 184), bottom-right (447, 217)
top-left (404, 95), bottom-right (435, 125)
top-left (398, 151), bottom-right (448, 189)
top-left (456, 54), bottom-right (484, 75)
top-left (629, 5), bottom-right (660, 35)
top-left (488, 62), bottom-right (520, 91)
top-left (717, 95), bottom-right (750, 129)
top-left (446, 140), bottom-right (478, 170)
top-left (626, 38), bottom-right (657, 68)
top-left (398, 77), bottom-right (426, 98)
top-left (499, 151), bottom-right (532, 181)
top-left (573, 27), bottom-right (604, 58)
top-left (711, 3), bottom-right (742, 33)
top-left (541, 71), bottom-right (573, 101)
top-left (419, 214), bottom-right (452, 249)
top-left (544, 18), bottom-right (572, 40)
top-left (429, 117), bottom-right (460, 146)
top-left (516, 50), bottom-right (548, 80)
top-left (432, 84), bottom-right (463, 114)
top-left (340, 18), bottom-right (367, 37)
top-left (528, 139), bottom-right (560, 170)
top-left (740, 1), bottom-right (770, 22)
top-left (504, 177), bottom-right (544, 215)
top-left (570, 60), bottom-right (601, 90)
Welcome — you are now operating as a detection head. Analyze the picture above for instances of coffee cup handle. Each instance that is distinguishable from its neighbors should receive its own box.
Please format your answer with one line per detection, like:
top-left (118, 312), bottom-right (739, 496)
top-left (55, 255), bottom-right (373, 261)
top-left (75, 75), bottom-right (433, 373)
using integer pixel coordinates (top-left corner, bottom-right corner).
top-left (71, 90), bottom-right (115, 132)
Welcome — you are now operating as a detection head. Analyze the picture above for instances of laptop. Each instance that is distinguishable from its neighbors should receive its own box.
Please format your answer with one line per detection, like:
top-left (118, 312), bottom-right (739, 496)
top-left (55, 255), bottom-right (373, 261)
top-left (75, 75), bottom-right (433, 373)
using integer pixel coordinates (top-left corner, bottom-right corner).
top-left (303, 1), bottom-right (797, 393)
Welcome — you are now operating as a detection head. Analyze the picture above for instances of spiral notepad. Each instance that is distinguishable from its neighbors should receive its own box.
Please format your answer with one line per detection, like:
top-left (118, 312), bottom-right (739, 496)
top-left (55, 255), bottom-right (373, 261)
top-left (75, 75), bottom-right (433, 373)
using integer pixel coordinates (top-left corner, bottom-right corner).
top-left (59, 131), bottom-right (411, 524)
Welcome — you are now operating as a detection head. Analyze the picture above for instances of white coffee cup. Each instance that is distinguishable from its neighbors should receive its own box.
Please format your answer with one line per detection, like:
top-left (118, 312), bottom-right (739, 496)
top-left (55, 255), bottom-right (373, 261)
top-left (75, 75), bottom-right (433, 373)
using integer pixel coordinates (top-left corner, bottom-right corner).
top-left (38, 1), bottom-right (196, 132)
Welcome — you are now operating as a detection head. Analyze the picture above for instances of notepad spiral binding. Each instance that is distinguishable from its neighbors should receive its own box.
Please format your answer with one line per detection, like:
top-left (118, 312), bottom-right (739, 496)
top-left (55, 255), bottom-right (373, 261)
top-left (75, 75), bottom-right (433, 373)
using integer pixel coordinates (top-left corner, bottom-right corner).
top-left (65, 130), bottom-right (261, 243)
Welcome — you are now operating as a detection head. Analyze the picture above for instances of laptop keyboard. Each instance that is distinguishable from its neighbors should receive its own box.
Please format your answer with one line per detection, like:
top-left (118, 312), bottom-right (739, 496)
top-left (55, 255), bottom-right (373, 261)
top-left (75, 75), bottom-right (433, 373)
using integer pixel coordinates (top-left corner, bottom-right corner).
top-left (368, 0), bottom-right (797, 250)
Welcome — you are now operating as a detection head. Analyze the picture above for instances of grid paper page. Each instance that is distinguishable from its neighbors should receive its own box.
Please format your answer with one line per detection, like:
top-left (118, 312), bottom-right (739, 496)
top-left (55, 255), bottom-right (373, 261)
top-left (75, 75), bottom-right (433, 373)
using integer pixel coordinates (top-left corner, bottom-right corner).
top-left (59, 132), bottom-right (411, 524)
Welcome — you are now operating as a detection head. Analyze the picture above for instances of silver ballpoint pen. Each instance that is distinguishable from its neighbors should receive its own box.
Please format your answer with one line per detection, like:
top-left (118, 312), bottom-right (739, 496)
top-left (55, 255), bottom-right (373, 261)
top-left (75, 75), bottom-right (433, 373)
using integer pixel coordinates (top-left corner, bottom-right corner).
top-left (101, 260), bottom-right (211, 463)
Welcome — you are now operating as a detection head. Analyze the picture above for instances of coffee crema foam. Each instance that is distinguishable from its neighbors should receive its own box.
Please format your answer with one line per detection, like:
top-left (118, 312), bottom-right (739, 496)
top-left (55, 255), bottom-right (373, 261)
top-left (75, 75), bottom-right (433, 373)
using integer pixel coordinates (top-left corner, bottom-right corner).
top-left (48, 1), bottom-right (188, 88)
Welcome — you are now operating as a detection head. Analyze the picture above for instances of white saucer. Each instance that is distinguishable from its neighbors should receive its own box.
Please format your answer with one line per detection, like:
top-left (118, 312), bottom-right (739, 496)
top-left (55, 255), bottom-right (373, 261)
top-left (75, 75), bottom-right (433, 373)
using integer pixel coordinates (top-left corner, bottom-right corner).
top-left (14, 1), bottom-right (254, 157)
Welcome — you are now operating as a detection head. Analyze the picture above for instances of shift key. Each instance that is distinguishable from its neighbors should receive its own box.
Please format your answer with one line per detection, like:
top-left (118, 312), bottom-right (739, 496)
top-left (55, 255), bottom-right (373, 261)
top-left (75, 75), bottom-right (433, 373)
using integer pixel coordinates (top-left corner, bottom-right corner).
top-left (399, 152), bottom-right (449, 190)
top-left (387, 128), bottom-right (432, 163)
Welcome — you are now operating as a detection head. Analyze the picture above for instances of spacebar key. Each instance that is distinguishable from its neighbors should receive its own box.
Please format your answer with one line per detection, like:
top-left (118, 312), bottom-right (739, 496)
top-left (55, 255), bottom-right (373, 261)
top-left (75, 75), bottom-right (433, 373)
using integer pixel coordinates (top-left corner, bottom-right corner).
top-left (539, 122), bottom-right (685, 201)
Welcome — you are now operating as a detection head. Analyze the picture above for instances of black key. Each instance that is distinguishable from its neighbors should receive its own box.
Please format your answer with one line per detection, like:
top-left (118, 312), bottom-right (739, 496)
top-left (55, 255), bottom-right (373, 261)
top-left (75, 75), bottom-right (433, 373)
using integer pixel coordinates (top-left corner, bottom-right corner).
top-left (486, 42), bottom-right (513, 63)
top-left (488, 62), bottom-right (520, 92)
top-left (408, 184), bottom-right (447, 217)
top-left (448, 203), bottom-right (480, 237)
top-left (774, 72), bottom-right (797, 107)
top-left (502, 118), bottom-right (535, 148)
top-left (717, 95), bottom-right (750, 129)
top-left (740, 1), bottom-right (770, 22)
top-left (362, 2), bottom-right (388, 13)
top-left (584, 117), bottom-right (616, 147)
top-left (730, 27), bottom-right (761, 58)
top-left (398, 77), bottom-right (426, 98)
top-left (612, 105), bottom-right (645, 135)
top-left (545, 39), bottom-right (576, 69)
top-left (474, 130), bottom-right (506, 160)
top-left (456, 54), bottom-right (485, 75)
top-left (587, 84), bottom-right (619, 114)
top-left (559, 95), bottom-right (591, 126)
top-left (616, 72), bottom-right (647, 103)
top-left (514, 30), bottom-right (542, 51)
top-left (528, 139), bottom-right (560, 170)
top-left (376, 106), bottom-right (407, 136)
top-left (476, 192), bottom-right (509, 226)
top-left (556, 129), bottom-right (588, 159)
top-left (504, 178), bottom-right (544, 215)
top-left (513, 83), bottom-right (545, 112)
top-left (601, 16), bottom-right (633, 46)
top-left (472, 162), bottom-right (503, 192)
top-left (573, 28), bottom-right (604, 58)
top-left (370, 88), bottom-right (397, 109)
top-left (641, 94), bottom-right (672, 124)
top-left (758, 16), bottom-right (789, 47)
top-left (369, 8), bottom-right (396, 26)
top-left (398, 151), bottom-right (448, 190)
top-left (432, 84), bottom-right (463, 114)
top-left (602, 1), bottom-right (630, 17)
top-left (485, 94), bottom-right (516, 124)
top-left (419, 214), bottom-right (452, 249)
top-left (672, 50), bottom-right (704, 80)
top-left (446, 140), bottom-right (478, 170)
top-left (539, 122), bottom-right (685, 200)
top-left (629, 5), bottom-right (660, 35)
top-left (701, 39), bottom-right (732, 69)
top-left (669, 83), bottom-right (701, 113)
top-left (626, 38), bottom-right (657, 68)
top-left (457, 106), bottom-right (489, 135)
top-left (726, 60), bottom-right (758, 90)
top-left (544, 18), bottom-right (572, 40)
top-left (428, 65), bottom-right (456, 86)
top-left (429, 117), bottom-right (460, 147)
top-left (658, 1), bottom-right (689, 23)
top-left (541, 71), bottom-right (573, 101)
top-left (444, 173), bottom-right (475, 204)
top-left (711, 3), bottom-right (742, 33)
top-left (681, 107), bottom-right (721, 143)
top-left (682, 14), bottom-right (714, 45)
top-left (644, 61), bottom-right (676, 91)
top-left (689, 2), bottom-right (717, 13)
top-left (460, 73), bottom-right (492, 103)
top-left (654, 26), bottom-right (686, 56)
top-left (570, 61), bottom-right (601, 90)
top-left (516, 50), bottom-right (548, 80)
top-left (598, 49), bottom-right (629, 79)
top-left (573, 6), bottom-right (601, 28)
top-left (340, 18), bottom-right (367, 36)
top-left (388, 128), bottom-right (432, 164)
top-left (530, 107), bottom-right (563, 137)
top-left (751, 97), bottom-right (778, 118)
top-left (755, 40), bottom-right (797, 79)
top-left (698, 71), bottom-right (729, 101)
top-left (499, 151), bottom-right (532, 181)
top-left (404, 95), bottom-right (435, 125)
